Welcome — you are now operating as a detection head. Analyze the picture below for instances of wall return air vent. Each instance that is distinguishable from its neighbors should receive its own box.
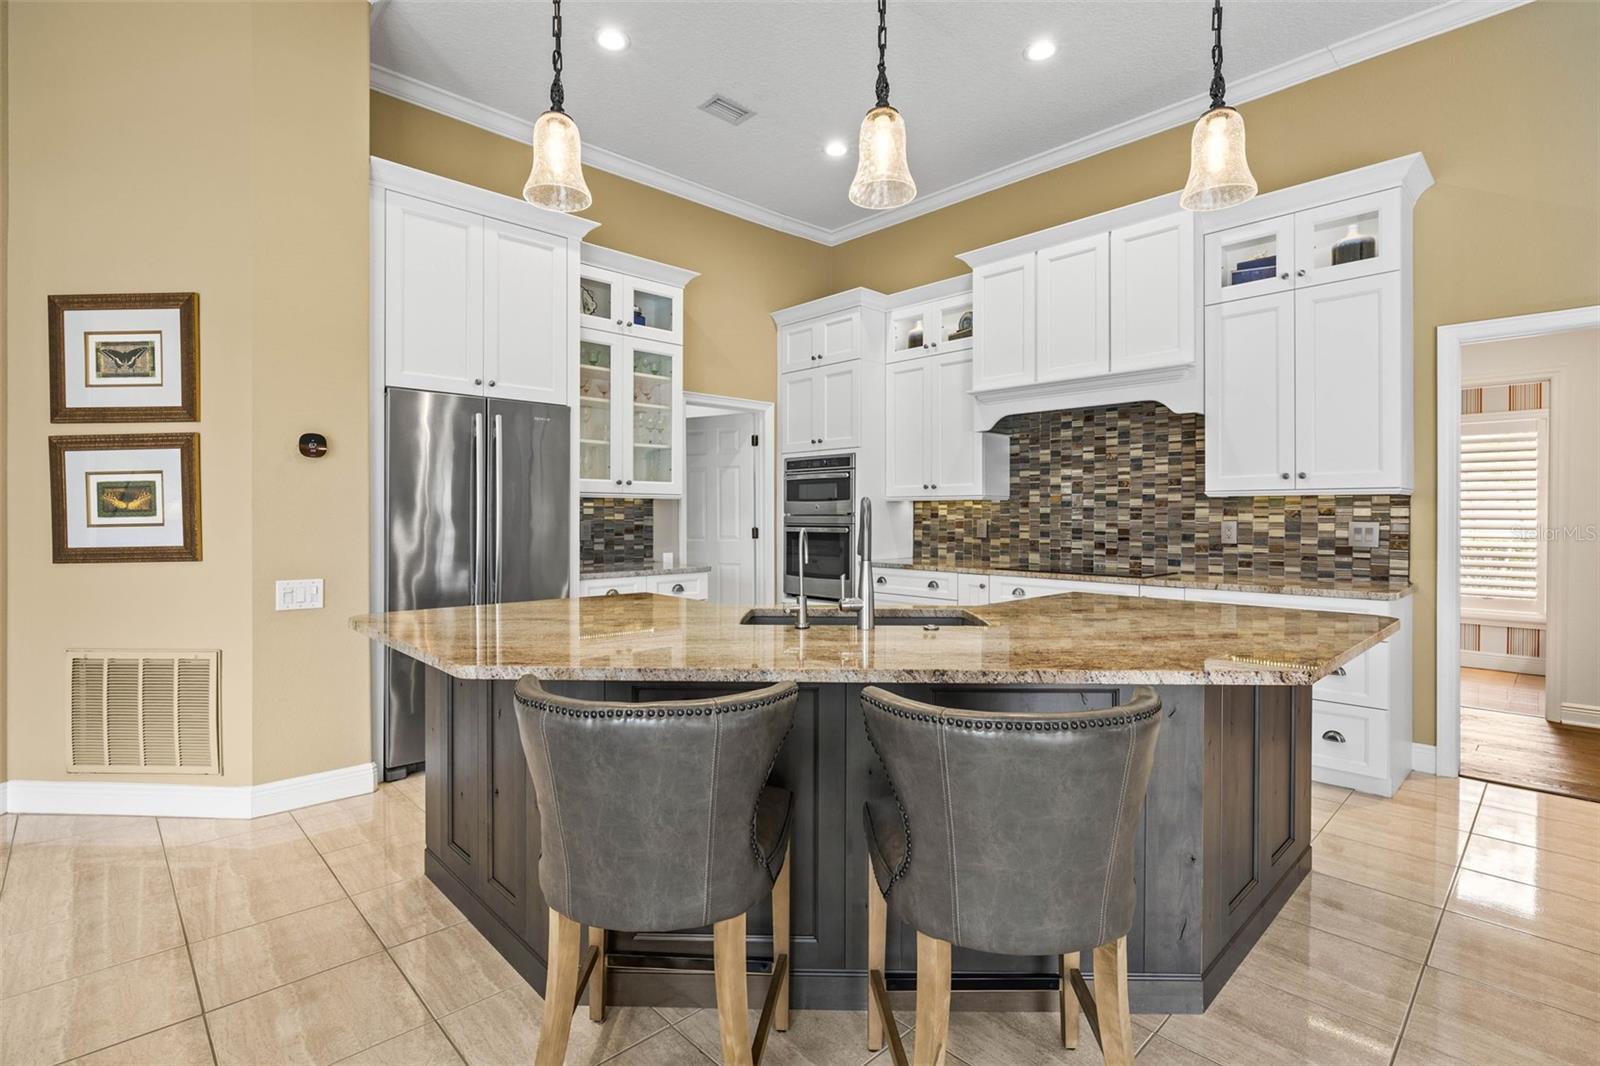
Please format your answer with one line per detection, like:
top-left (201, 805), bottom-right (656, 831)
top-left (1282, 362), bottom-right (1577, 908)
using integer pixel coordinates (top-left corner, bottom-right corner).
top-left (698, 94), bottom-right (756, 126)
top-left (66, 650), bottom-right (220, 774)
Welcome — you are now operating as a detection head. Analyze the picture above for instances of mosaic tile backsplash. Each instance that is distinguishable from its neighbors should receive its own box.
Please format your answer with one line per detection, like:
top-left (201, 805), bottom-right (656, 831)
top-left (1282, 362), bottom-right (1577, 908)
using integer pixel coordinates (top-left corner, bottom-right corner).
top-left (580, 498), bottom-right (654, 571)
top-left (912, 403), bottom-right (1409, 586)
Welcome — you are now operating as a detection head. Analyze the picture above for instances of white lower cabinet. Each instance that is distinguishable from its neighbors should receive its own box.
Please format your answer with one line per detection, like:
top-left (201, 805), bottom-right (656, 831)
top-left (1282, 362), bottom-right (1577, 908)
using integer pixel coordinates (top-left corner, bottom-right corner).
top-left (650, 573), bottom-right (708, 600)
top-left (578, 577), bottom-right (646, 597)
top-left (872, 568), bottom-right (957, 603)
top-left (885, 353), bottom-right (1006, 500)
top-left (1312, 701), bottom-right (1388, 784)
top-left (957, 573), bottom-right (990, 606)
top-left (989, 576), bottom-right (1137, 603)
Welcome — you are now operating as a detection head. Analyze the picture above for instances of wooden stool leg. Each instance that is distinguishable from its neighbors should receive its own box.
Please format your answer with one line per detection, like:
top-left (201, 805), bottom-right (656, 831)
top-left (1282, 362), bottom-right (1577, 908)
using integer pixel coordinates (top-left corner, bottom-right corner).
top-left (867, 854), bottom-right (886, 1051)
top-left (536, 909), bottom-right (583, 1066)
top-left (773, 841), bottom-right (792, 1032)
top-left (713, 914), bottom-right (754, 1066)
top-left (1092, 937), bottom-right (1134, 1066)
top-left (913, 933), bottom-right (951, 1066)
top-left (587, 926), bottom-right (607, 1022)
top-left (1059, 951), bottom-right (1080, 1049)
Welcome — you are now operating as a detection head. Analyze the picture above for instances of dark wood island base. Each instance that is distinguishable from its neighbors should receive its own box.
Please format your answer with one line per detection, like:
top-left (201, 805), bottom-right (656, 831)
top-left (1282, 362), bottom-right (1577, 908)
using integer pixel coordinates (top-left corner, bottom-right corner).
top-left (421, 672), bottom-right (1311, 1016)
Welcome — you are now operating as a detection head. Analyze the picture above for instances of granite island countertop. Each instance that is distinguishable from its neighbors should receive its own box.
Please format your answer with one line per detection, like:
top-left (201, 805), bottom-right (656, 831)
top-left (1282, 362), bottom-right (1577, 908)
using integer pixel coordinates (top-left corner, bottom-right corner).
top-left (351, 592), bottom-right (1399, 686)
top-left (873, 559), bottom-right (1414, 601)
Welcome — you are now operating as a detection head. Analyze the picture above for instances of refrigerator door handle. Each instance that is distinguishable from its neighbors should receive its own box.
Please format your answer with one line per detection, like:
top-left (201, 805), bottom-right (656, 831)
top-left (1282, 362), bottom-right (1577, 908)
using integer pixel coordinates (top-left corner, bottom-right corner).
top-left (472, 412), bottom-right (485, 605)
top-left (492, 413), bottom-right (504, 604)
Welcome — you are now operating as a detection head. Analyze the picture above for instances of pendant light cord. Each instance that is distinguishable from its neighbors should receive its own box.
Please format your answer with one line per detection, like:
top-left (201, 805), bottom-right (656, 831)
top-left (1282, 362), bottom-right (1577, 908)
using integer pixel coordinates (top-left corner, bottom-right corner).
top-left (874, 0), bottom-right (891, 108)
top-left (549, 0), bottom-right (566, 114)
top-left (1208, 0), bottom-right (1227, 109)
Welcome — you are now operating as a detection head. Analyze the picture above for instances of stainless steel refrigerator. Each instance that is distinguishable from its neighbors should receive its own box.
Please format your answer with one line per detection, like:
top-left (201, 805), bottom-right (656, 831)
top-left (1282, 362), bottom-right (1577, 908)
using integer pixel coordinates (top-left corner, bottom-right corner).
top-left (383, 387), bottom-right (570, 777)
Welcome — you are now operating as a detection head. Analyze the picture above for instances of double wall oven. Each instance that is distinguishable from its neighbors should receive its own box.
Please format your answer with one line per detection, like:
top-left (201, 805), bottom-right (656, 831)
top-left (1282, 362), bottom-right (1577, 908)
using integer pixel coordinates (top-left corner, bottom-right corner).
top-left (784, 453), bottom-right (855, 601)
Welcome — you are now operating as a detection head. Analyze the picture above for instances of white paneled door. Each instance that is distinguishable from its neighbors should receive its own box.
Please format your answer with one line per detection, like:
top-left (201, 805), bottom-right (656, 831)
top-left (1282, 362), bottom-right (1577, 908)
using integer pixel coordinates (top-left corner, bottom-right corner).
top-left (686, 414), bottom-right (757, 604)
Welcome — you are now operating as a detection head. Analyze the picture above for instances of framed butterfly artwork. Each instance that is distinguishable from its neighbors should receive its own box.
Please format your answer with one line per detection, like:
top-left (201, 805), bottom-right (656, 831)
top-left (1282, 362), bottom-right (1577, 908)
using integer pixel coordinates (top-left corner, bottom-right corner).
top-left (48, 433), bottom-right (201, 563)
top-left (48, 293), bottom-right (199, 422)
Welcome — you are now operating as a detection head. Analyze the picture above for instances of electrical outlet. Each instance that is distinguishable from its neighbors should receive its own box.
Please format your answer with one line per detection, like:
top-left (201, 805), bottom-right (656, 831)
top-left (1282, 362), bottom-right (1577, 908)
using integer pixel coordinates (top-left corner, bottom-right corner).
top-left (1220, 520), bottom-right (1238, 546)
top-left (275, 578), bottom-right (324, 611)
top-left (976, 517), bottom-right (990, 539)
top-left (1350, 522), bottom-right (1381, 549)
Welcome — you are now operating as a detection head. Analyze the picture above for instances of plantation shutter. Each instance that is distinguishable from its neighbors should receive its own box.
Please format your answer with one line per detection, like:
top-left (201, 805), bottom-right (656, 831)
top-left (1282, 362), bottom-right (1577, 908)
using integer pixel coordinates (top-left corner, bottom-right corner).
top-left (1460, 415), bottom-right (1545, 609)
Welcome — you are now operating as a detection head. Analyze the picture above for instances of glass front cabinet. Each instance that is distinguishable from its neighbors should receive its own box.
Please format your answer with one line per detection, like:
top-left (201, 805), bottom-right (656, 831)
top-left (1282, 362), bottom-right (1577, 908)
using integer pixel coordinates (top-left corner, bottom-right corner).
top-left (576, 249), bottom-right (694, 498)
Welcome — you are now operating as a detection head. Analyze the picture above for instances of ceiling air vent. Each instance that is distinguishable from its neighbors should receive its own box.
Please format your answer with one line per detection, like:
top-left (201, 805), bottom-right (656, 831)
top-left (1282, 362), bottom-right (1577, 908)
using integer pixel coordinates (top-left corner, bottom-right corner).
top-left (67, 650), bottom-right (220, 774)
top-left (699, 94), bottom-right (756, 126)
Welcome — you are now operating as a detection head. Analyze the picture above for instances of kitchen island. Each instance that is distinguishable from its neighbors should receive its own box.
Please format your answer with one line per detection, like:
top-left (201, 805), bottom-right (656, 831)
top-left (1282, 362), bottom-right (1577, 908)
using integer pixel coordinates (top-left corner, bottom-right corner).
top-left (352, 593), bottom-right (1397, 1014)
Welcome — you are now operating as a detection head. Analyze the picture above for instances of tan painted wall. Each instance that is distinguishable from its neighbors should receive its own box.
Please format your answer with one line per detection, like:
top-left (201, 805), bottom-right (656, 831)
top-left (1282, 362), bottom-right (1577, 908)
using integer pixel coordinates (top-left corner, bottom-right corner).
top-left (369, 93), bottom-right (837, 404)
top-left (1462, 328), bottom-right (1600, 718)
top-left (828, 0), bottom-right (1600, 747)
top-left (5, 1), bottom-right (370, 786)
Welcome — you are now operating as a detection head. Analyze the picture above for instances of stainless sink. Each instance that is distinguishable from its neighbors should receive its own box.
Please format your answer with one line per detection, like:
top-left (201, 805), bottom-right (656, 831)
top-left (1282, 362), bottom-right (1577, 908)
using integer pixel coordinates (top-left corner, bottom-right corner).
top-left (739, 610), bottom-right (986, 628)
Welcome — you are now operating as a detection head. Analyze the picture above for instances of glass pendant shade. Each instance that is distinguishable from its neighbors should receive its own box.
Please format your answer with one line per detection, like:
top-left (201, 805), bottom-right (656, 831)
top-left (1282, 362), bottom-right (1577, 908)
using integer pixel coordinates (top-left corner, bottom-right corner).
top-left (848, 105), bottom-right (916, 210)
top-left (1180, 106), bottom-right (1256, 212)
top-left (523, 110), bottom-right (592, 213)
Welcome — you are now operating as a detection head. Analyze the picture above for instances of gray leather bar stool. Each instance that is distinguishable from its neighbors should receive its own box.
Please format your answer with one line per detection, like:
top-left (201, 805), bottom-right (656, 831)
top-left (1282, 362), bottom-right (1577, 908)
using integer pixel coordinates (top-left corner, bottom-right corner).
top-left (861, 686), bottom-right (1163, 1066)
top-left (514, 678), bottom-right (800, 1066)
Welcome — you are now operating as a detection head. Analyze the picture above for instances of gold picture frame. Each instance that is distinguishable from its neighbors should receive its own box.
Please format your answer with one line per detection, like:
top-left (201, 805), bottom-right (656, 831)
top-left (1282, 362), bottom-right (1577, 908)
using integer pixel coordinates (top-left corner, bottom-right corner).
top-left (49, 433), bottom-right (202, 563)
top-left (49, 293), bottom-right (199, 422)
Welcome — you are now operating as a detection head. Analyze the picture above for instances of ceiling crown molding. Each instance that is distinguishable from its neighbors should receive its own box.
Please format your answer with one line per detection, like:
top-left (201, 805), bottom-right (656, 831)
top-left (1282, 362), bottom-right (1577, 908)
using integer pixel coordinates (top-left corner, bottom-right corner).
top-left (372, 0), bottom-right (1527, 248)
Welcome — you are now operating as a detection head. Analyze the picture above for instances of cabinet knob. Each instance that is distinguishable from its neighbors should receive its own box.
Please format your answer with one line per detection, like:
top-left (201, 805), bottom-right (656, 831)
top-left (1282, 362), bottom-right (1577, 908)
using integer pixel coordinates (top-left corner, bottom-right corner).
top-left (615, 319), bottom-right (624, 326)
top-left (931, 483), bottom-right (938, 489)
top-left (605, 588), bottom-right (620, 596)
top-left (876, 576), bottom-right (887, 585)
top-left (473, 378), bottom-right (483, 386)
top-left (1280, 472), bottom-right (1290, 480)
top-left (1279, 272), bottom-right (1290, 280)
top-left (487, 379), bottom-right (496, 387)
top-left (671, 583), bottom-right (685, 594)
top-left (625, 479), bottom-right (633, 486)
top-left (922, 484), bottom-right (929, 490)
top-left (1297, 268), bottom-right (1307, 277)
top-left (927, 580), bottom-right (940, 590)
top-left (929, 342), bottom-right (938, 349)
top-left (615, 479), bottom-right (623, 485)
top-left (978, 582), bottom-right (987, 589)
top-left (1321, 729), bottom-right (1346, 744)
top-left (1298, 471), bottom-right (1307, 479)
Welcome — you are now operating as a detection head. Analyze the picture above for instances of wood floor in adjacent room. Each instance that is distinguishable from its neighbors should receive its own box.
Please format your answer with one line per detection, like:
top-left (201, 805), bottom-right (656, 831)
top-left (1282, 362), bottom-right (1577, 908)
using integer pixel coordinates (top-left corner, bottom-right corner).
top-left (2, 773), bottom-right (1599, 1064)
top-left (1461, 667), bottom-right (1600, 803)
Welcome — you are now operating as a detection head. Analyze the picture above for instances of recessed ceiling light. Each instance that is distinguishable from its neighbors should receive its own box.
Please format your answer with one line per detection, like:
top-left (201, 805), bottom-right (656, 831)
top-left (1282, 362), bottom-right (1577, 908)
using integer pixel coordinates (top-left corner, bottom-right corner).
top-left (595, 26), bottom-right (629, 52)
top-left (1025, 39), bottom-right (1057, 62)
top-left (824, 139), bottom-right (849, 158)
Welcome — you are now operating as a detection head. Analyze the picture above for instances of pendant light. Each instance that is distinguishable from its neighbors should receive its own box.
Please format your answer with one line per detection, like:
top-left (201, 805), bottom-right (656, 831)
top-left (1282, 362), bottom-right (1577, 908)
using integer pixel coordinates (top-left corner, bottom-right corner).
top-left (1180, 0), bottom-right (1257, 212)
top-left (524, 0), bottom-right (593, 213)
top-left (848, 0), bottom-right (916, 210)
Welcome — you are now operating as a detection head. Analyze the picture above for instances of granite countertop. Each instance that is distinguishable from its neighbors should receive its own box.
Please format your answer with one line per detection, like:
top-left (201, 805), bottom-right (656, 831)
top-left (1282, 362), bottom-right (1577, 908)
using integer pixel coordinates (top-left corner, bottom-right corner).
top-left (351, 593), bottom-right (1399, 686)
top-left (580, 564), bottom-right (712, 580)
top-left (872, 559), bottom-right (1414, 601)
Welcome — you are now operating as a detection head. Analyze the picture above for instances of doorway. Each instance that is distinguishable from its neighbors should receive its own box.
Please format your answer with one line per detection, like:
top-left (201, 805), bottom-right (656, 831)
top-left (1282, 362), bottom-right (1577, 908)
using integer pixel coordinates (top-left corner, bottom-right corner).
top-left (683, 392), bottom-right (775, 604)
top-left (1437, 307), bottom-right (1600, 800)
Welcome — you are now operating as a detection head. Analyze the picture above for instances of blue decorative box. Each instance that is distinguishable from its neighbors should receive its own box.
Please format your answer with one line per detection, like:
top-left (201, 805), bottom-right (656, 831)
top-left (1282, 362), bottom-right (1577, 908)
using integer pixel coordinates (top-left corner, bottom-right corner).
top-left (1236, 254), bottom-right (1277, 271)
top-left (1230, 266), bottom-right (1278, 285)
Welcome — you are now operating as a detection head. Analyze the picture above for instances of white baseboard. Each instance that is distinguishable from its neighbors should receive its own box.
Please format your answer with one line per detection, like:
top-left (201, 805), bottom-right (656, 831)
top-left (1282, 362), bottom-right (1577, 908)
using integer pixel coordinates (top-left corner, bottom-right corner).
top-left (1411, 743), bottom-right (1438, 775)
top-left (1560, 703), bottom-right (1600, 730)
top-left (1461, 650), bottom-right (1545, 675)
top-left (0, 762), bottom-right (378, 819)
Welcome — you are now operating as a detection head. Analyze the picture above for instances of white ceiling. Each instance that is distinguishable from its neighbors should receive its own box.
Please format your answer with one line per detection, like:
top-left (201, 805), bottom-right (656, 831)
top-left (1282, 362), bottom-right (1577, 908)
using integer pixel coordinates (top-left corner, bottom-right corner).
top-left (370, 0), bottom-right (1522, 244)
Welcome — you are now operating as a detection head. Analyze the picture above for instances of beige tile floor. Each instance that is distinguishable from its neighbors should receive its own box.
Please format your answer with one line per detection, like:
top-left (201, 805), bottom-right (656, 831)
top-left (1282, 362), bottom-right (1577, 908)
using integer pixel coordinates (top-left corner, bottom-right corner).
top-left (0, 773), bottom-right (1596, 1065)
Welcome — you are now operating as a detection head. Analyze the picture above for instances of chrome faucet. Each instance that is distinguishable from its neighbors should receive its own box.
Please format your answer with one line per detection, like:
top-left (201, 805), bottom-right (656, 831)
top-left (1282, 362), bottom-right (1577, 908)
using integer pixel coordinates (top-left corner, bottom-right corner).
top-left (841, 497), bottom-right (875, 631)
top-left (793, 527), bottom-right (811, 630)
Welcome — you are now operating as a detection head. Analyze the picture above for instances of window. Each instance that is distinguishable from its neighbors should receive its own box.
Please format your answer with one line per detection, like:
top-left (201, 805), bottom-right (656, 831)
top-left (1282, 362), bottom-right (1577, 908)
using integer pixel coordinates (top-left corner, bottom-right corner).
top-left (1460, 405), bottom-right (1548, 621)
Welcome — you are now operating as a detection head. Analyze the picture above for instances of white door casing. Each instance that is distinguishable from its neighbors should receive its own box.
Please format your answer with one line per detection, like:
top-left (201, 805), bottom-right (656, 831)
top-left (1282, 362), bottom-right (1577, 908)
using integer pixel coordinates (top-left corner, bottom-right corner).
top-left (686, 414), bottom-right (757, 604)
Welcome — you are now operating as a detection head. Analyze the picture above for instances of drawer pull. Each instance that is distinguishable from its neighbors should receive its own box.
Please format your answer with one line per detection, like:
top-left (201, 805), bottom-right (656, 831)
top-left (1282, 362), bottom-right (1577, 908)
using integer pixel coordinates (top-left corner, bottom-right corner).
top-left (876, 576), bottom-right (887, 585)
top-left (1321, 729), bottom-right (1346, 744)
top-left (605, 588), bottom-right (621, 596)
top-left (927, 580), bottom-right (940, 590)
top-left (671, 583), bottom-right (685, 594)
top-left (1012, 587), bottom-right (1026, 597)
top-left (1332, 666), bottom-right (1347, 677)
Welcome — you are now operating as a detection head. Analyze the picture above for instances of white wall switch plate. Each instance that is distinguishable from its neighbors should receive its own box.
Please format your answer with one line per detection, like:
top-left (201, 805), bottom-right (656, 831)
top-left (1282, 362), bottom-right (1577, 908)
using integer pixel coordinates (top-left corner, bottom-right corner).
top-left (1350, 522), bottom-right (1381, 549)
top-left (275, 578), bottom-right (324, 611)
top-left (1220, 520), bottom-right (1238, 546)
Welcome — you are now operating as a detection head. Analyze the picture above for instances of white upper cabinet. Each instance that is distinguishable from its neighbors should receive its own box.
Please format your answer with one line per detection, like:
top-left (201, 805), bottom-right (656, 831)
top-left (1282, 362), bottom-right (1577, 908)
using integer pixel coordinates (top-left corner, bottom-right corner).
top-left (929, 353), bottom-right (992, 497)
top-left (383, 189), bottom-right (571, 402)
top-left (578, 264), bottom-right (685, 346)
top-left (482, 216), bottom-right (565, 405)
top-left (1204, 214), bottom-right (1295, 304)
top-left (970, 253), bottom-right (1036, 390)
top-left (781, 311), bottom-right (864, 372)
top-left (1205, 189), bottom-right (1402, 305)
top-left (1204, 292), bottom-right (1296, 494)
top-left (578, 331), bottom-right (684, 496)
top-left (1294, 273), bottom-right (1404, 492)
top-left (884, 351), bottom-right (1005, 500)
top-left (883, 359), bottom-right (930, 497)
top-left (385, 191), bottom-right (484, 395)
top-left (1109, 211), bottom-right (1195, 373)
top-left (888, 292), bottom-right (974, 362)
top-left (780, 362), bottom-right (862, 453)
top-left (1036, 232), bottom-right (1110, 381)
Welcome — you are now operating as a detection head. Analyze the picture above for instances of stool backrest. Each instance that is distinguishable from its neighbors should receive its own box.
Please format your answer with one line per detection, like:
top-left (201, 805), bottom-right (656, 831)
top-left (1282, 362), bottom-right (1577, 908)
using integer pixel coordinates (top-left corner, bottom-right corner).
top-left (514, 678), bottom-right (797, 932)
top-left (862, 685), bottom-right (1162, 957)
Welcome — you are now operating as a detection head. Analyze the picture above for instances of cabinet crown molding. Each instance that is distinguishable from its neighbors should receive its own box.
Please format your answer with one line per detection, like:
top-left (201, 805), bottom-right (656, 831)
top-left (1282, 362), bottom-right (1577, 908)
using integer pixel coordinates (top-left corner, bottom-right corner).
top-left (370, 156), bottom-right (601, 240)
top-left (883, 273), bottom-right (972, 310)
top-left (771, 287), bottom-right (888, 326)
top-left (580, 244), bottom-right (700, 289)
